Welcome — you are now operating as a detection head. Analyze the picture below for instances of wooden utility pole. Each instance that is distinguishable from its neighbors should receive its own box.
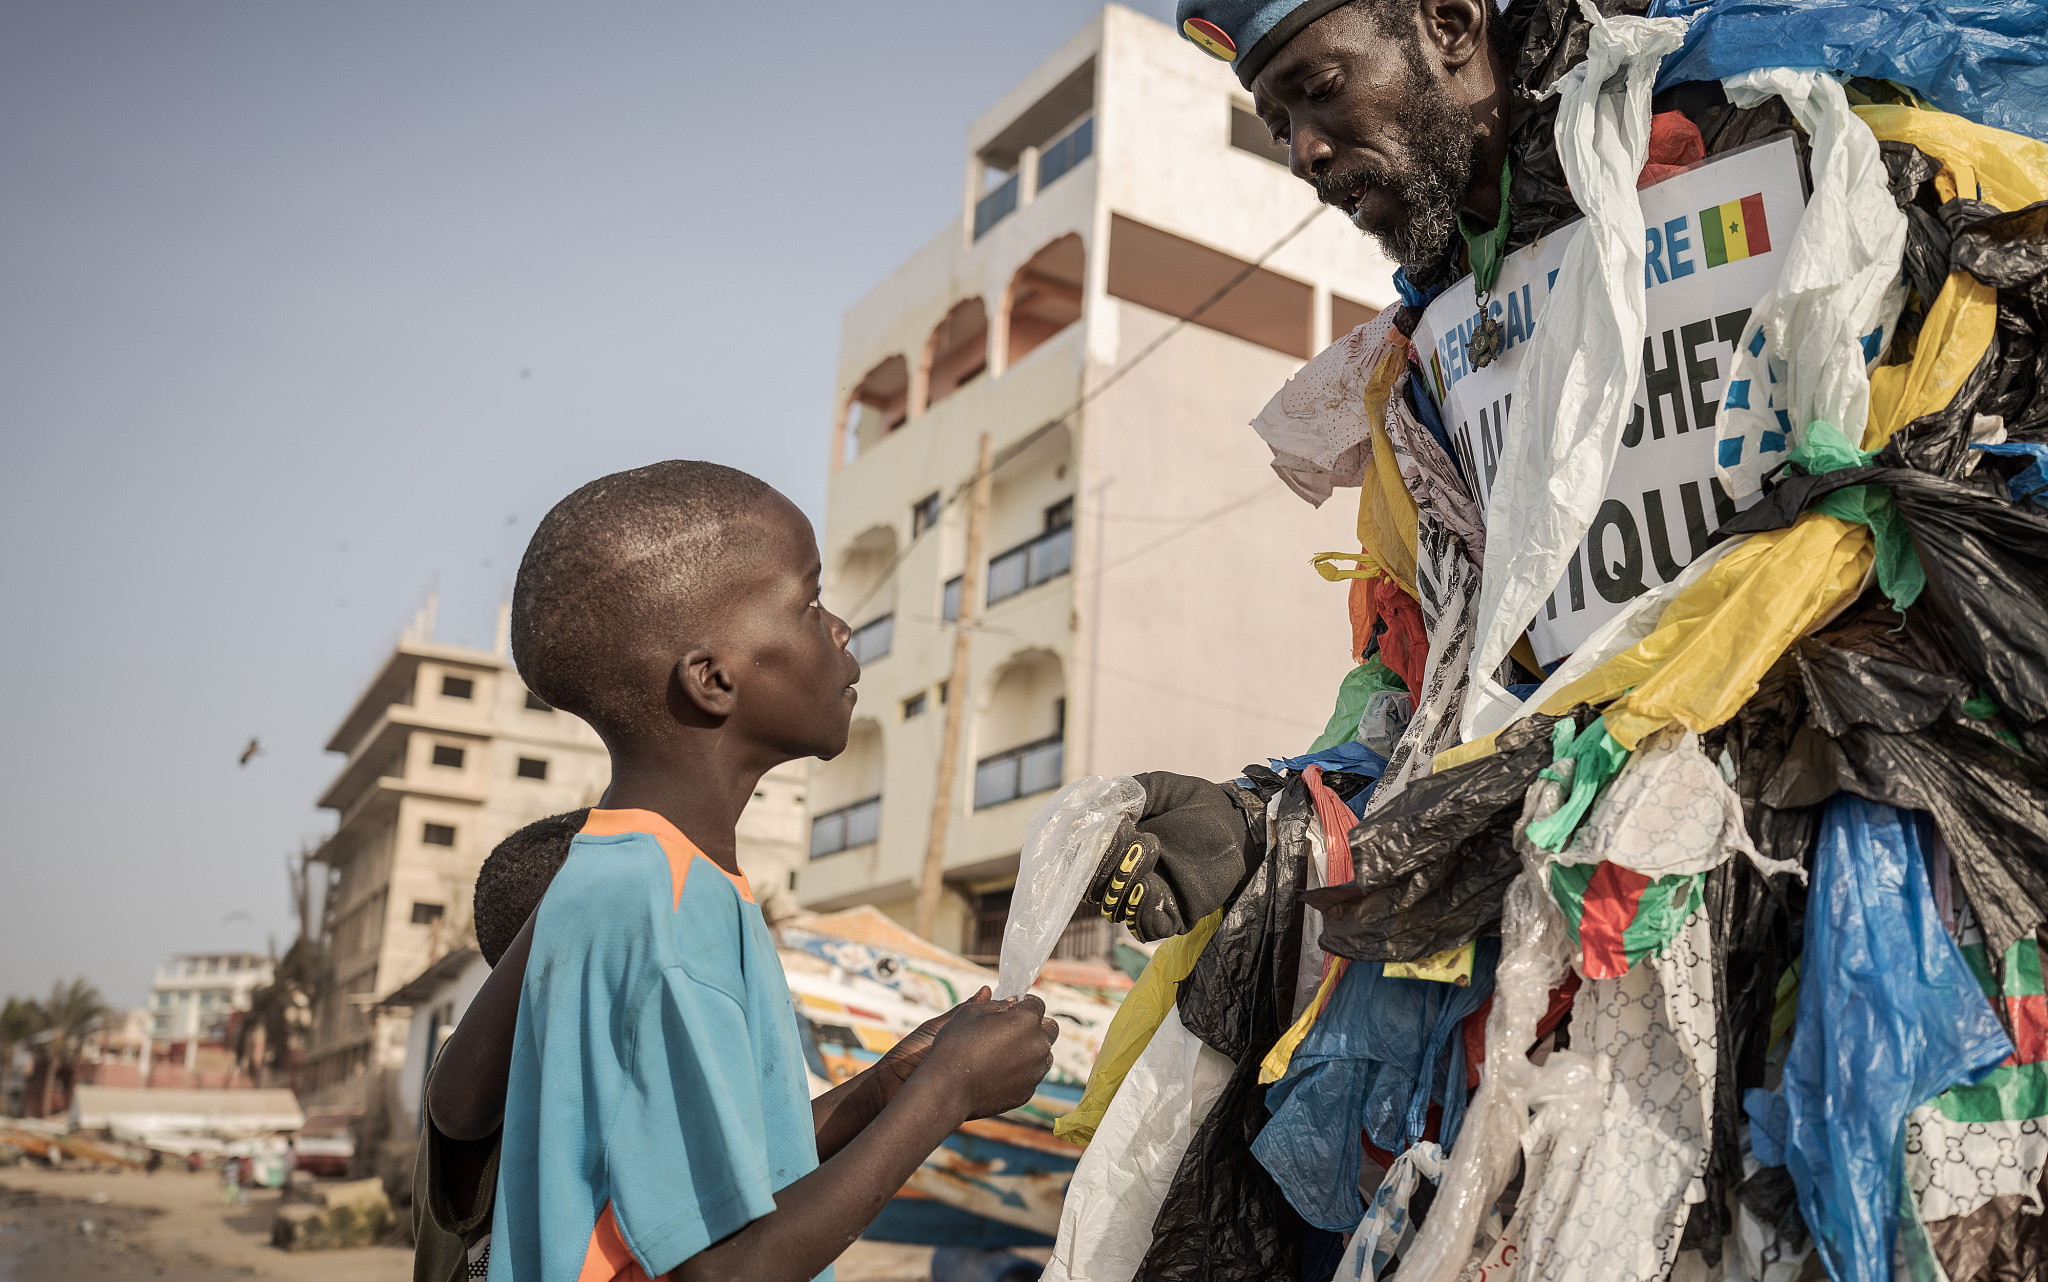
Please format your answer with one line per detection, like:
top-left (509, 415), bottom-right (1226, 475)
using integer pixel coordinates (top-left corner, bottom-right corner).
top-left (915, 433), bottom-right (994, 940)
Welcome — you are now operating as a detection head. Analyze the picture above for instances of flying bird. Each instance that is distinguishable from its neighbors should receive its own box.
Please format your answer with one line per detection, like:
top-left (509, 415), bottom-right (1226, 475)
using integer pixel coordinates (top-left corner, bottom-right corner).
top-left (239, 738), bottom-right (262, 766)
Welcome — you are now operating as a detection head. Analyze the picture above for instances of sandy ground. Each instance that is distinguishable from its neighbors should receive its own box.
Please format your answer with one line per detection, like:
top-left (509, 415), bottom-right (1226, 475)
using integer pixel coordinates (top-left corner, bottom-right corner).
top-left (0, 1166), bottom-right (953, 1281)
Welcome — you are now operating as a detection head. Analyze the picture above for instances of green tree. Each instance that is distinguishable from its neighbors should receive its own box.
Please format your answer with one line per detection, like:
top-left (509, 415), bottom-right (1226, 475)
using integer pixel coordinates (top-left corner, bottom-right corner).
top-left (1, 997), bottom-right (47, 1117)
top-left (37, 979), bottom-right (107, 1118)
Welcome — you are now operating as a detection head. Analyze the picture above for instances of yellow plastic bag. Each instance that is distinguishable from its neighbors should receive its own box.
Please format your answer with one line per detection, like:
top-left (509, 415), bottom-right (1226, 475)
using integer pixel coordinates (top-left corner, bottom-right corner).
top-left (1539, 514), bottom-right (1872, 749)
top-left (1053, 908), bottom-right (1224, 1146)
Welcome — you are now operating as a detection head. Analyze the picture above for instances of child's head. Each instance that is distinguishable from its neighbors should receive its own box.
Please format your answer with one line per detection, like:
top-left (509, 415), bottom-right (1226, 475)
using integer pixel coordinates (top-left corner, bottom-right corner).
top-left (474, 809), bottom-right (588, 965)
top-left (511, 460), bottom-right (860, 762)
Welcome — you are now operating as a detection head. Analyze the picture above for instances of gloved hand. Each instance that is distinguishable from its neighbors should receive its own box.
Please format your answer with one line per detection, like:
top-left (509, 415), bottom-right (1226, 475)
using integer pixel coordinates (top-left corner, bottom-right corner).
top-left (1085, 771), bottom-right (1263, 942)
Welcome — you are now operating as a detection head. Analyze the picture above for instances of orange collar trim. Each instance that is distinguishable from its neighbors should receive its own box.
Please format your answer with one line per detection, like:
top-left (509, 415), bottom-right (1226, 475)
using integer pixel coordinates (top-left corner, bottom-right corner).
top-left (579, 808), bottom-right (756, 909)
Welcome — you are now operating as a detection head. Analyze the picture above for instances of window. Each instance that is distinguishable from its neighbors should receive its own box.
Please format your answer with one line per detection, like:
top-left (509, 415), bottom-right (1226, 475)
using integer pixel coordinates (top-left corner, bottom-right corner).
top-left (975, 172), bottom-right (1019, 239)
top-left (516, 757), bottom-right (549, 780)
top-left (1044, 497), bottom-right (1073, 530)
top-left (810, 796), bottom-right (882, 858)
top-left (912, 492), bottom-right (941, 537)
top-left (847, 614), bottom-right (894, 665)
top-left (1037, 117), bottom-right (1094, 191)
top-left (974, 735), bottom-right (1065, 809)
top-left (524, 690), bottom-right (553, 712)
top-left (440, 675), bottom-right (474, 699)
top-left (942, 576), bottom-right (963, 622)
top-left (967, 888), bottom-right (1014, 962)
top-left (430, 744), bottom-right (465, 769)
top-left (410, 902), bottom-right (446, 926)
top-left (903, 692), bottom-right (928, 720)
top-left (422, 822), bottom-right (456, 847)
top-left (986, 524), bottom-right (1074, 606)
top-left (1229, 104), bottom-right (1290, 167)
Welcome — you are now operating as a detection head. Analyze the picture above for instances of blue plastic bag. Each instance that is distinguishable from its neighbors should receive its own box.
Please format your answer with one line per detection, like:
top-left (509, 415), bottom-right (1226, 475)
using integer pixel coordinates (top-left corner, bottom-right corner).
top-left (1251, 939), bottom-right (1499, 1232)
top-left (1973, 440), bottom-right (2048, 507)
top-left (1778, 797), bottom-right (2012, 1282)
top-left (1648, 0), bottom-right (2048, 143)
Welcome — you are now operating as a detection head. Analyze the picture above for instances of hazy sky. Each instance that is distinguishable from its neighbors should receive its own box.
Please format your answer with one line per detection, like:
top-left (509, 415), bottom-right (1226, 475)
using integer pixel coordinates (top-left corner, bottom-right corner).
top-left (0, 0), bottom-right (1180, 1008)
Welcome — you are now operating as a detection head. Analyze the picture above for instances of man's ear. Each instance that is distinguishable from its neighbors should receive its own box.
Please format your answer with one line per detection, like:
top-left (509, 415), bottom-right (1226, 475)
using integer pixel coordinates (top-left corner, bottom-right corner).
top-left (674, 644), bottom-right (738, 720)
top-left (1423, 0), bottom-right (1490, 72)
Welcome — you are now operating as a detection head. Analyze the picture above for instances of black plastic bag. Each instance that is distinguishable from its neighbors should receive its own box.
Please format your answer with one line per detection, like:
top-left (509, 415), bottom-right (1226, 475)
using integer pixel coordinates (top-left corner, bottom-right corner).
top-left (1777, 638), bottom-right (2048, 979)
top-left (1306, 711), bottom-right (1582, 963)
top-left (1141, 776), bottom-right (1312, 1282)
top-left (1685, 667), bottom-right (1810, 1262)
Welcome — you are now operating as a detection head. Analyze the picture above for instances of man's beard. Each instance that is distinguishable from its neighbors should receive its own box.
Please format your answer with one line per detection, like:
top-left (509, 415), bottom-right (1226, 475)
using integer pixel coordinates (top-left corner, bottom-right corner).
top-left (1316, 64), bottom-right (1478, 273)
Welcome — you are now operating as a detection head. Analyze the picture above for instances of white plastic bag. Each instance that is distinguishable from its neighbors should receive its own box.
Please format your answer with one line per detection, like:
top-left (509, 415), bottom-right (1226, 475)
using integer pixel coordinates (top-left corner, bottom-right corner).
top-left (1462, 0), bottom-right (1689, 740)
top-left (994, 775), bottom-right (1144, 1000)
top-left (1041, 1006), bottom-right (1234, 1282)
top-left (1713, 68), bottom-right (1908, 498)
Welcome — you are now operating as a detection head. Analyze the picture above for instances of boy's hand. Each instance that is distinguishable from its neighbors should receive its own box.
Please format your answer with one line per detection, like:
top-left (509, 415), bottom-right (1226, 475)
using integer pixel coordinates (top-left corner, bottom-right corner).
top-left (916, 994), bottom-right (1060, 1121)
top-left (877, 987), bottom-right (990, 1090)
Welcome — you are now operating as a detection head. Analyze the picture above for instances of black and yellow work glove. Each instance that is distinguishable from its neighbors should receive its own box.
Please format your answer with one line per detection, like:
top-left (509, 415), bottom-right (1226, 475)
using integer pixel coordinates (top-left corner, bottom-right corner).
top-left (1085, 771), bottom-right (1264, 943)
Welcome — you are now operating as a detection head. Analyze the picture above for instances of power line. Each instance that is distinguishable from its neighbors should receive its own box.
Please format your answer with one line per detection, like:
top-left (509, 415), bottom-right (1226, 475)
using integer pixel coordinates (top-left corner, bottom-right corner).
top-left (843, 202), bottom-right (1330, 620)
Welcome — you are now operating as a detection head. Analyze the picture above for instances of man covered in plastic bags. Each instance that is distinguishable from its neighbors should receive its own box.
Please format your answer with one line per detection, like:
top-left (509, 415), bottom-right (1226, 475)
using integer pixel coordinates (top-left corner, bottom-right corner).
top-left (1040, 0), bottom-right (2048, 1280)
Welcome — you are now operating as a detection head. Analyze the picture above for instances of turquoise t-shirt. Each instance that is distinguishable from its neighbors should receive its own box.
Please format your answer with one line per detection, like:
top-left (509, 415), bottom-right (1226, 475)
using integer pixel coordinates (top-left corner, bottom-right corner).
top-left (487, 809), bottom-right (825, 1282)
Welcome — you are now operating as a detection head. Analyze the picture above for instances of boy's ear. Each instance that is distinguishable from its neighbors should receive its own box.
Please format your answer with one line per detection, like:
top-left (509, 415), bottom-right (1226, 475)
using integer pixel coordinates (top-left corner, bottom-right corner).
top-left (674, 645), bottom-right (738, 720)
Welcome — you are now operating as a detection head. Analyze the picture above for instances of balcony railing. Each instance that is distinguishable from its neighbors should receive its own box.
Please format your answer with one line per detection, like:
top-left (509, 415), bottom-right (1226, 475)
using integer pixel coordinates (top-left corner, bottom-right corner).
top-left (974, 173), bottom-right (1020, 240)
top-left (810, 796), bottom-right (881, 858)
top-left (1037, 117), bottom-right (1094, 192)
top-left (987, 524), bottom-right (1073, 606)
top-left (847, 614), bottom-right (893, 665)
top-left (974, 735), bottom-right (1064, 809)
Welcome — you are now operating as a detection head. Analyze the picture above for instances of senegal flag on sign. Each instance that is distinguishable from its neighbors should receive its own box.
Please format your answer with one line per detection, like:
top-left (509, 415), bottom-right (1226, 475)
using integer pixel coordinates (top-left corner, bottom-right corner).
top-left (1549, 862), bottom-right (1704, 979)
top-left (1700, 192), bottom-right (1771, 266)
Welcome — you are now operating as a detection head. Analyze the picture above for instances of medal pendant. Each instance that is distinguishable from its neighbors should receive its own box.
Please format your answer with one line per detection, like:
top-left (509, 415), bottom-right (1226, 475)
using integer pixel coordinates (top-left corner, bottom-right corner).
top-left (1467, 311), bottom-right (1505, 369)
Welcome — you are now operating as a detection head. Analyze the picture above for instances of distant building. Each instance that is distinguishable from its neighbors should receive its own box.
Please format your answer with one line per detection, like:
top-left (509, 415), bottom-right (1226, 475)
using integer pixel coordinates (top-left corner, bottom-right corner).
top-left (300, 608), bottom-right (608, 1106)
top-left (148, 953), bottom-right (272, 1047)
top-left (802, 4), bottom-right (1392, 956)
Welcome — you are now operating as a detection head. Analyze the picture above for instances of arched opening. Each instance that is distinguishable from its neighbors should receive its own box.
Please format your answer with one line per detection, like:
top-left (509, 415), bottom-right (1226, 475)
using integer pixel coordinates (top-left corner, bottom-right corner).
top-left (841, 354), bottom-right (909, 465)
top-left (809, 719), bottom-right (882, 858)
top-left (1004, 234), bottom-right (1085, 369)
top-left (972, 651), bottom-right (1066, 810)
top-left (830, 525), bottom-right (899, 665)
top-left (922, 298), bottom-right (988, 412)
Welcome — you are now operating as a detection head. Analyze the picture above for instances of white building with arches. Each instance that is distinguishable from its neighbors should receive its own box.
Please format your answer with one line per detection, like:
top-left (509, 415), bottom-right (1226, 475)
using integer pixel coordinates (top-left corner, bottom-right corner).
top-left (801, 3), bottom-right (1399, 958)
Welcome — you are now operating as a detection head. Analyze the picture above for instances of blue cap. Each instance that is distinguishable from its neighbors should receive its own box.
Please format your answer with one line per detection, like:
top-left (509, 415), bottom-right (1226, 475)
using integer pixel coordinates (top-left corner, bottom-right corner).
top-left (1174, 0), bottom-right (1356, 86)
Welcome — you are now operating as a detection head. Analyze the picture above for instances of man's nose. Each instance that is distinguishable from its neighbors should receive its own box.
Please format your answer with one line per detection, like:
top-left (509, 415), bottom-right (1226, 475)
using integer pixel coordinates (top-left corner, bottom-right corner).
top-left (1290, 123), bottom-right (1334, 181)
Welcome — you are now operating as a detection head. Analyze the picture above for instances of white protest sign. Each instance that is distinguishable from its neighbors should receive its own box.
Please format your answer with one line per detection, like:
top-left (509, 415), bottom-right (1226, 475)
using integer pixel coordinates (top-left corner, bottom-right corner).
top-left (1413, 135), bottom-right (1807, 665)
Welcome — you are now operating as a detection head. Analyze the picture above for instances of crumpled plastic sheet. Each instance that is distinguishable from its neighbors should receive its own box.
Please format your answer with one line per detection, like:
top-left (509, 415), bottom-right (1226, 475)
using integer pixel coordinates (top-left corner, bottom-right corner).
top-left (1328, 1141), bottom-right (1459, 1282)
top-left (1558, 724), bottom-right (1804, 880)
top-left (1729, 462), bottom-right (2048, 736)
top-left (1771, 795), bottom-right (2013, 1282)
top-left (1497, 910), bottom-right (1717, 1282)
top-left (1383, 368), bottom-right (1488, 566)
top-left (1379, 776), bottom-right (1578, 1282)
top-left (1309, 712), bottom-right (1576, 963)
top-left (1684, 672), bottom-right (1812, 1261)
top-left (1252, 310), bottom-right (1401, 506)
top-left (1499, 0), bottom-right (1652, 247)
top-left (1768, 635), bottom-right (2048, 984)
top-left (1712, 68), bottom-right (1908, 498)
top-left (1464, 0), bottom-right (1689, 739)
top-left (1647, 0), bottom-right (2048, 145)
top-left (1367, 516), bottom-right (1483, 808)
top-left (1251, 940), bottom-right (1500, 1232)
top-left (1923, 1169), bottom-right (2048, 1282)
top-left (996, 775), bottom-right (1145, 999)
top-left (1042, 1006), bottom-right (1234, 1282)
top-left (1053, 907), bottom-right (1224, 1147)
top-left (1136, 775), bottom-right (1312, 1282)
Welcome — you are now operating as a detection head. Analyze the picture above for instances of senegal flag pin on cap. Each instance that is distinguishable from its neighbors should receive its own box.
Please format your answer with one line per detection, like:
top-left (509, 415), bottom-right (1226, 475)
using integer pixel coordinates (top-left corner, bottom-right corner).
top-left (1183, 17), bottom-right (1237, 61)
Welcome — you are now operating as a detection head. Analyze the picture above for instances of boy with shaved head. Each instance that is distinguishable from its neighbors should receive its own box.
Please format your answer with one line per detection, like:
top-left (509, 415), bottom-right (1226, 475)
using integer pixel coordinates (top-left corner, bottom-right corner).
top-left (430, 462), bottom-right (1059, 1282)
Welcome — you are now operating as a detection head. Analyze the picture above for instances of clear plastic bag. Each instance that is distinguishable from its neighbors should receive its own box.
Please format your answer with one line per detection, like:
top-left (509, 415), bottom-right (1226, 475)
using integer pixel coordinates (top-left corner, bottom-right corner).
top-left (995, 775), bottom-right (1145, 1000)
